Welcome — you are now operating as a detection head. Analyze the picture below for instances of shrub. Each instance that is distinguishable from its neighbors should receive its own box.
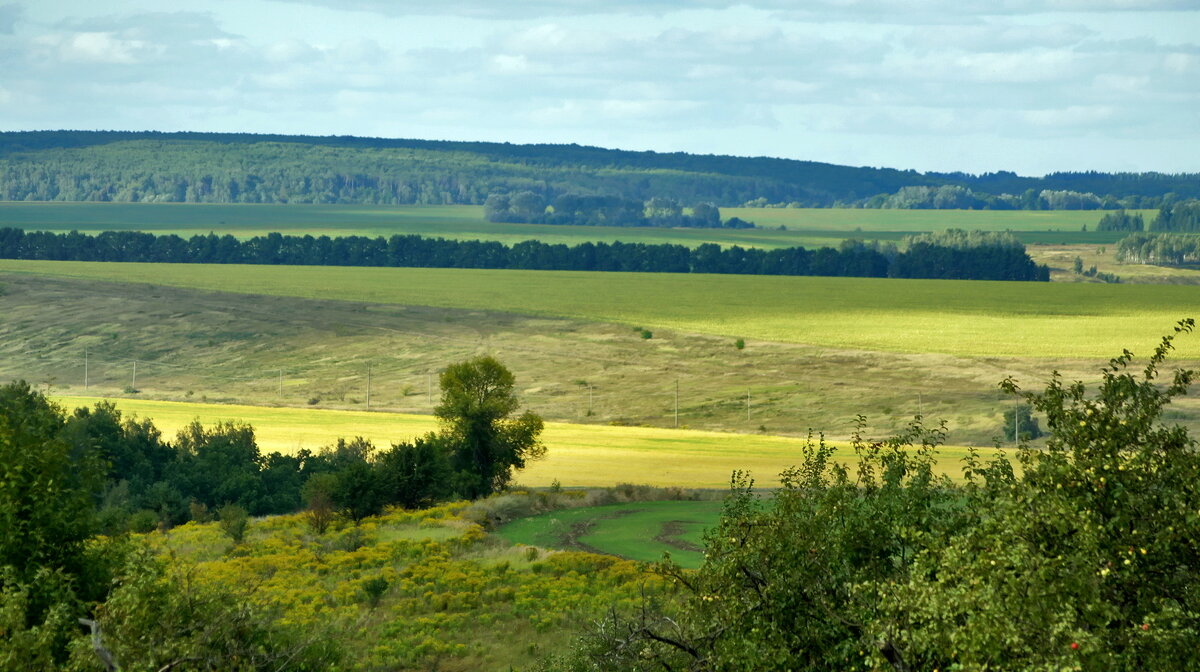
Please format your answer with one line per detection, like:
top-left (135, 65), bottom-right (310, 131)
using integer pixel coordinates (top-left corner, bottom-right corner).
top-left (217, 503), bottom-right (249, 544)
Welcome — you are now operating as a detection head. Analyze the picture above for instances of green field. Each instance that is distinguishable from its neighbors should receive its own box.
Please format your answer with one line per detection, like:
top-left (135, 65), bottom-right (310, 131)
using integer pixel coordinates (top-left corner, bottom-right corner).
top-left (51, 396), bottom-right (994, 488)
top-left (497, 500), bottom-right (725, 568)
top-left (0, 202), bottom-right (1142, 248)
top-left (5, 259), bottom-right (1197, 359)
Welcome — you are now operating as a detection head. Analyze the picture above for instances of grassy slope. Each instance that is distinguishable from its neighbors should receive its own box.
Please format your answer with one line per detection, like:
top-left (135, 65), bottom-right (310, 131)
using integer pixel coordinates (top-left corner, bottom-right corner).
top-left (149, 502), bottom-right (658, 671)
top-left (52, 396), bottom-right (992, 488)
top-left (4, 259), bottom-right (1198, 359)
top-left (0, 202), bottom-right (1146, 247)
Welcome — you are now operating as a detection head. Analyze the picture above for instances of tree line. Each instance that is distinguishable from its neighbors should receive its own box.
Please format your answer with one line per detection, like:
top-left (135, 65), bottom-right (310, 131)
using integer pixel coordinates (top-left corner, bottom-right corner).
top-left (484, 192), bottom-right (754, 229)
top-left (0, 228), bottom-right (1050, 281)
top-left (1115, 232), bottom-right (1200, 266)
top-left (1, 131), bottom-right (1196, 207)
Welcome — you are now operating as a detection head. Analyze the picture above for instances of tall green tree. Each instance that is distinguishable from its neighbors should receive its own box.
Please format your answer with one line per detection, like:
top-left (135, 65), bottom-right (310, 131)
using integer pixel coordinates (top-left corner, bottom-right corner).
top-left (435, 356), bottom-right (544, 499)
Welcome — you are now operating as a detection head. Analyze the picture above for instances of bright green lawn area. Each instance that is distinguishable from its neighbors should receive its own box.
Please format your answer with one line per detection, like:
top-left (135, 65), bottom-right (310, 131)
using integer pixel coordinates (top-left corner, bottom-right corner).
top-left (52, 396), bottom-right (993, 488)
top-left (9, 260), bottom-right (1198, 358)
top-left (0, 202), bottom-right (1145, 248)
top-left (497, 501), bottom-right (725, 568)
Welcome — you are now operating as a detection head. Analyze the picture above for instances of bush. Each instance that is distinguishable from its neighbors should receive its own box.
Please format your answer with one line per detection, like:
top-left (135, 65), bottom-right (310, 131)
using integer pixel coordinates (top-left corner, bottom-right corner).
top-left (217, 503), bottom-right (249, 544)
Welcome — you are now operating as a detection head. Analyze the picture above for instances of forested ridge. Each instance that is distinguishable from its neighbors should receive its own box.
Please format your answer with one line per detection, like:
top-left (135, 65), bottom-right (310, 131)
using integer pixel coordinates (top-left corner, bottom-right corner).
top-left (0, 130), bottom-right (1196, 207)
top-left (0, 227), bottom-right (1050, 281)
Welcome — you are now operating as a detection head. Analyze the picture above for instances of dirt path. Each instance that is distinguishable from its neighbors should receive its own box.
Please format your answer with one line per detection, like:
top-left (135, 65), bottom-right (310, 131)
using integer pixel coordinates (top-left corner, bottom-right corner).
top-left (654, 521), bottom-right (704, 553)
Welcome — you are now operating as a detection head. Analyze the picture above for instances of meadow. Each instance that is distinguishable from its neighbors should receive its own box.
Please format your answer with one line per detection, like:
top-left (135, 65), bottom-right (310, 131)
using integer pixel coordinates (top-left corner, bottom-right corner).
top-left (52, 395), bottom-right (994, 488)
top-left (0, 201), bottom-right (1139, 248)
top-left (5, 259), bottom-right (1199, 359)
top-left (138, 500), bottom-right (663, 671)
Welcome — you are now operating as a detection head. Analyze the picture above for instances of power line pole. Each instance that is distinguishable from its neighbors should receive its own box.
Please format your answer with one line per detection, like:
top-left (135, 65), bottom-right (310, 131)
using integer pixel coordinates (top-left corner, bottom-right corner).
top-left (674, 379), bottom-right (679, 428)
top-left (1014, 395), bottom-right (1019, 446)
top-left (131, 359), bottom-right (137, 391)
top-left (588, 384), bottom-right (593, 416)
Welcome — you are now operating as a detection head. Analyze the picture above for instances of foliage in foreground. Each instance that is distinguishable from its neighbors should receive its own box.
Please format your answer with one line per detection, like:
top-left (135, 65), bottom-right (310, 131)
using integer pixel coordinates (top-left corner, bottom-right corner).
top-left (548, 320), bottom-right (1200, 671)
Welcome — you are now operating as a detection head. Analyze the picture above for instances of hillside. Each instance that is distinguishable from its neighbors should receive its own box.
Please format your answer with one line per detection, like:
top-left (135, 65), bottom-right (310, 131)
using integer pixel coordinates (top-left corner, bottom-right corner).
top-left (1, 131), bottom-right (1196, 207)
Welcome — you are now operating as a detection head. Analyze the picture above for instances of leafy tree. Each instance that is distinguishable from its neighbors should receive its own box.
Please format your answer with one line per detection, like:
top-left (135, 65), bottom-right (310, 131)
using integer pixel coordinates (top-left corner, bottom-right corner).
top-left (0, 382), bottom-right (100, 590)
top-left (436, 356), bottom-right (545, 499)
top-left (376, 435), bottom-right (453, 510)
top-left (333, 461), bottom-right (387, 524)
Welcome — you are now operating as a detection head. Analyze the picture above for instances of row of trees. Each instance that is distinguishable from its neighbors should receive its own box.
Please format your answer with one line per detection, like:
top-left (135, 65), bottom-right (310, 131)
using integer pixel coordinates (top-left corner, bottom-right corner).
top-left (862, 185), bottom-right (1154, 211)
top-left (1115, 232), bottom-right (1200, 266)
top-left (1097, 209), bottom-right (1146, 232)
top-left (483, 192), bottom-right (753, 229)
top-left (548, 321), bottom-right (1200, 671)
top-left (1, 131), bottom-right (1196, 207)
top-left (1150, 199), bottom-right (1200, 232)
top-left (0, 228), bottom-right (1049, 281)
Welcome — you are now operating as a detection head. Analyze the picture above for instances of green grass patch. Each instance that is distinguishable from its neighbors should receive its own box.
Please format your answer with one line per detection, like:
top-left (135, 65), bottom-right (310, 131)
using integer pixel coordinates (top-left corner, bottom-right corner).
top-left (497, 500), bottom-right (725, 569)
top-left (8, 260), bottom-right (1199, 358)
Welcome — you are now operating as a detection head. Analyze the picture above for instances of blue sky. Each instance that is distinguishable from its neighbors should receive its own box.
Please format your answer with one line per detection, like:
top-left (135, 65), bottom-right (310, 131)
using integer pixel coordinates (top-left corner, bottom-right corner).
top-left (1, 0), bottom-right (1197, 176)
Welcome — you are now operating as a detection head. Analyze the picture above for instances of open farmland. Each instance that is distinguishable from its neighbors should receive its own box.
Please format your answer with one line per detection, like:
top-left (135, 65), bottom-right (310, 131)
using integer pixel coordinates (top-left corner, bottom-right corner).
top-left (0, 201), bottom-right (1143, 247)
top-left (50, 395), bottom-right (992, 488)
top-left (3, 259), bottom-right (1198, 359)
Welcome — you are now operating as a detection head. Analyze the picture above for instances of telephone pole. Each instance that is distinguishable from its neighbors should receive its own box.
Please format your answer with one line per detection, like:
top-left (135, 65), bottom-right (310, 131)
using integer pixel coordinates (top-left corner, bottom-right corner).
top-left (674, 379), bottom-right (679, 428)
top-left (131, 360), bottom-right (137, 391)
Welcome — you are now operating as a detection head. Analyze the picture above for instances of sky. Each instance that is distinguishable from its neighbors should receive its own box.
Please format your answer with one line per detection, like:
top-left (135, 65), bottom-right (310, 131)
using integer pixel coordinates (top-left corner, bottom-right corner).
top-left (0, 0), bottom-right (1197, 176)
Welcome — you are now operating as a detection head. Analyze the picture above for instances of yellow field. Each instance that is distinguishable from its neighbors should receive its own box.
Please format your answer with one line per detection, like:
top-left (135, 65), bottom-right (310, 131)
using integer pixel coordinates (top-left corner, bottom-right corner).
top-left (54, 396), bottom-right (996, 488)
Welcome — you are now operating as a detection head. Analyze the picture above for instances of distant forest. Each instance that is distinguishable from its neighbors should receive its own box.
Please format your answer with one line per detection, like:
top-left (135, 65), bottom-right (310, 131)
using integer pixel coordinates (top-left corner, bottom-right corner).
top-left (0, 228), bottom-right (1049, 281)
top-left (0, 131), bottom-right (1196, 208)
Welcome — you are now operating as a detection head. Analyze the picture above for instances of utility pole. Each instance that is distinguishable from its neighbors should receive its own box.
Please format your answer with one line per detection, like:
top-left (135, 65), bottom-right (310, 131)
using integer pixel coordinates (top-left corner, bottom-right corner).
top-left (131, 360), bottom-right (137, 391)
top-left (918, 393), bottom-right (923, 418)
top-left (588, 384), bottom-right (593, 416)
top-left (366, 365), bottom-right (372, 410)
top-left (84, 348), bottom-right (88, 390)
top-left (674, 379), bottom-right (679, 428)
top-left (1014, 396), bottom-right (1019, 446)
